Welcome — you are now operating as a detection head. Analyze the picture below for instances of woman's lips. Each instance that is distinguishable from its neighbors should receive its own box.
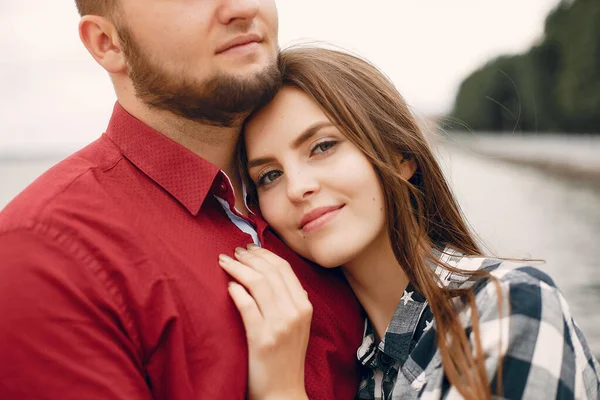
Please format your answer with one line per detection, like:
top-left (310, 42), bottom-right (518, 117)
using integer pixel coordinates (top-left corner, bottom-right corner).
top-left (300, 205), bottom-right (345, 233)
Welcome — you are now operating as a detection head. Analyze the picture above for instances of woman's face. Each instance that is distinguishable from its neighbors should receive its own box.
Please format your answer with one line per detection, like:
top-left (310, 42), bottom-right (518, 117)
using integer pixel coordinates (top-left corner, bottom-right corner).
top-left (244, 86), bottom-right (388, 268)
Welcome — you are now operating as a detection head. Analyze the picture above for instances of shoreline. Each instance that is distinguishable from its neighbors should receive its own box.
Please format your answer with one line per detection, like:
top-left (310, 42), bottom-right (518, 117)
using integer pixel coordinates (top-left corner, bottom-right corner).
top-left (437, 132), bottom-right (600, 187)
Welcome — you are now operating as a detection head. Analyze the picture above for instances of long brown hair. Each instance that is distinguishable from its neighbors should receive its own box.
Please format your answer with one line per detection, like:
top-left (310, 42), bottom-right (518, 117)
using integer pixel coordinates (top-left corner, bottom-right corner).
top-left (243, 46), bottom-right (503, 399)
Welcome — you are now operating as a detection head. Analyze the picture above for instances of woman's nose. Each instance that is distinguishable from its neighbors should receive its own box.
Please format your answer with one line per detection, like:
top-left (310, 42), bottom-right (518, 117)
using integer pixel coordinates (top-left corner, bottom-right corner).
top-left (286, 172), bottom-right (320, 202)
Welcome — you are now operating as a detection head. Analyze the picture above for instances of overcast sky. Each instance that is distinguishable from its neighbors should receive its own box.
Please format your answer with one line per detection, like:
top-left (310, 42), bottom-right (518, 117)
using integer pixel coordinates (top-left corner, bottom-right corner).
top-left (0, 0), bottom-right (559, 153)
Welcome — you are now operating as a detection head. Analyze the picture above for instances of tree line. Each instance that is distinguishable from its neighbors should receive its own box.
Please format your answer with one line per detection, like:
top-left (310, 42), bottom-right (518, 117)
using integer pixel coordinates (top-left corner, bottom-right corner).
top-left (447, 0), bottom-right (600, 134)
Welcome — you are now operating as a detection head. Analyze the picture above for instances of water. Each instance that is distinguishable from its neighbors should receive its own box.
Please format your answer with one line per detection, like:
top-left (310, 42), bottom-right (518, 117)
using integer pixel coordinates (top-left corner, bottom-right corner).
top-left (1, 137), bottom-right (600, 356)
top-left (435, 140), bottom-right (600, 356)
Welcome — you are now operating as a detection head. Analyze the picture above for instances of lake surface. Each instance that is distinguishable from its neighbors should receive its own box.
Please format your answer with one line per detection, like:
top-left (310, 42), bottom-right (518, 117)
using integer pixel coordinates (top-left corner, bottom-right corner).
top-left (1, 135), bottom-right (600, 356)
top-left (435, 138), bottom-right (600, 356)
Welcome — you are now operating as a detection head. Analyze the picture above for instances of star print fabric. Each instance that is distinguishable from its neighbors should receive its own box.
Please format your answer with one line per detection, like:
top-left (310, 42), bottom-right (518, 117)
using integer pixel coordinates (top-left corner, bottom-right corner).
top-left (355, 247), bottom-right (600, 400)
top-left (356, 282), bottom-right (433, 400)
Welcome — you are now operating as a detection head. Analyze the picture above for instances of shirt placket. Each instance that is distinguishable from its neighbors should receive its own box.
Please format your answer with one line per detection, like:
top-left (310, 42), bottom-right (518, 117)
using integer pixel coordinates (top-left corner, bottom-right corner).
top-left (213, 172), bottom-right (263, 245)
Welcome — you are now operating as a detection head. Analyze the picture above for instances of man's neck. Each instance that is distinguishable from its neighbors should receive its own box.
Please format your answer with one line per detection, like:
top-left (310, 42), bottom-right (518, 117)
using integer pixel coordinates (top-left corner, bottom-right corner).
top-left (121, 98), bottom-right (242, 171)
top-left (118, 98), bottom-right (248, 213)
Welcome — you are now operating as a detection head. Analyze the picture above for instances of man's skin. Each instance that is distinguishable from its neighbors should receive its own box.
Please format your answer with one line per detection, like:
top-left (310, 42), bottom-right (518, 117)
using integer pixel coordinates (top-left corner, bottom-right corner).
top-left (79, 0), bottom-right (279, 212)
top-left (0, 3), bottom-right (365, 399)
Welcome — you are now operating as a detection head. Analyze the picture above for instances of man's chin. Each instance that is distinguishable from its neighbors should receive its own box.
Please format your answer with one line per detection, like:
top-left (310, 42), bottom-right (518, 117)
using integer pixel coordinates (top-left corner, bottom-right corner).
top-left (131, 54), bottom-right (280, 126)
top-left (215, 60), bottom-right (276, 84)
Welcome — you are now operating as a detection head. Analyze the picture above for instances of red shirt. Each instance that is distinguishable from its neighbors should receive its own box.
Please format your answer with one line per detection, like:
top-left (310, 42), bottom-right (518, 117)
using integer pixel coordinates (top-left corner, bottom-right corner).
top-left (0, 103), bottom-right (363, 400)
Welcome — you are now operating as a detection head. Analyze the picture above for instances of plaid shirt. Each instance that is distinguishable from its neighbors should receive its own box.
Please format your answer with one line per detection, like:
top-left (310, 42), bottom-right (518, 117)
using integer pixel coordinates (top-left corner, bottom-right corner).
top-left (355, 248), bottom-right (600, 399)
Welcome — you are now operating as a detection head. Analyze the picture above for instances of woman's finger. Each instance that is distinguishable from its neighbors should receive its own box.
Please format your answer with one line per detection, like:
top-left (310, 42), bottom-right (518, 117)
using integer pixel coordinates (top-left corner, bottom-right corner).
top-left (245, 245), bottom-right (310, 306)
top-left (232, 248), bottom-right (298, 315)
top-left (219, 254), bottom-right (285, 321)
top-left (227, 282), bottom-right (264, 342)
top-left (219, 254), bottom-right (262, 287)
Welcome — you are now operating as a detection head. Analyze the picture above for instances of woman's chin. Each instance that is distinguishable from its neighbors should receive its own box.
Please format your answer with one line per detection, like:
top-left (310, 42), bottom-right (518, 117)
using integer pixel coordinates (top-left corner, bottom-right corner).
top-left (287, 238), bottom-right (355, 269)
top-left (307, 250), bottom-right (353, 270)
top-left (315, 260), bottom-right (344, 269)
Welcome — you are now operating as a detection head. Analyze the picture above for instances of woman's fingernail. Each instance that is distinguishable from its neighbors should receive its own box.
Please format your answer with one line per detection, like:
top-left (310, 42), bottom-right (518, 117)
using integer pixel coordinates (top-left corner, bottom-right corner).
top-left (219, 254), bottom-right (233, 264)
top-left (247, 243), bottom-right (259, 251)
top-left (235, 247), bottom-right (247, 256)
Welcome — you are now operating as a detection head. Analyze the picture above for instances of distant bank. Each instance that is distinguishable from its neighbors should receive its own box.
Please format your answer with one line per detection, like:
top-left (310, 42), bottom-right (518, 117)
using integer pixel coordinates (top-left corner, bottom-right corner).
top-left (436, 132), bottom-right (600, 186)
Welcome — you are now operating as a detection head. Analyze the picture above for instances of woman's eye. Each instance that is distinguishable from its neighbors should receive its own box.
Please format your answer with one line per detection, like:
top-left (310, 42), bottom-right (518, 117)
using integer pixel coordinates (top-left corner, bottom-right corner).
top-left (311, 140), bottom-right (337, 155)
top-left (257, 170), bottom-right (283, 187)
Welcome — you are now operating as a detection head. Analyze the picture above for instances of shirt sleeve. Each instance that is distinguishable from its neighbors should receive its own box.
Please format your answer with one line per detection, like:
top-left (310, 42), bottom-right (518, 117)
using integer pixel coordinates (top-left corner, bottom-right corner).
top-left (467, 265), bottom-right (600, 400)
top-left (0, 228), bottom-right (152, 400)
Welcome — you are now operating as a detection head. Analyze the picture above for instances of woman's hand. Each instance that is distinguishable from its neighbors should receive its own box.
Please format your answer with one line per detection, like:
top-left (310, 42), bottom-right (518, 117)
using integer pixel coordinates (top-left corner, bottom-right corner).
top-left (219, 244), bottom-right (312, 400)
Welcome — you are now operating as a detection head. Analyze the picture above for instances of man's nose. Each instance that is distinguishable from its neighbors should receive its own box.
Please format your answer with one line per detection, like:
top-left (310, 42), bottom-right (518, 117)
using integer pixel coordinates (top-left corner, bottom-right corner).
top-left (217, 0), bottom-right (260, 25)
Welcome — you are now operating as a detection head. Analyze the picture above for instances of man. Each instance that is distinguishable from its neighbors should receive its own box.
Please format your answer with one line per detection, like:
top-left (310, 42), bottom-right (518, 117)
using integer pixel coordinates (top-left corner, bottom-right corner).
top-left (0, 1), bottom-right (363, 399)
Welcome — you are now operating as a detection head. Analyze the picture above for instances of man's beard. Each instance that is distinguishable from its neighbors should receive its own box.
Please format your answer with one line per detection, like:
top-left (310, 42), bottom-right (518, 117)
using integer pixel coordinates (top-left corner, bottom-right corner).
top-left (118, 26), bottom-right (281, 128)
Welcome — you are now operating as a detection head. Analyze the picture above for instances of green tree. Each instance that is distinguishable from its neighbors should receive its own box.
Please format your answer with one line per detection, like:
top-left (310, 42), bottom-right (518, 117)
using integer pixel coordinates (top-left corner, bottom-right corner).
top-left (448, 0), bottom-right (600, 134)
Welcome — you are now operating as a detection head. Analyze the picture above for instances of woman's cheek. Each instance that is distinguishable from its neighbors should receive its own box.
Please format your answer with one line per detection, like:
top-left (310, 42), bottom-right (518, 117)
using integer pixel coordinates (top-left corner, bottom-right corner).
top-left (259, 195), bottom-right (283, 229)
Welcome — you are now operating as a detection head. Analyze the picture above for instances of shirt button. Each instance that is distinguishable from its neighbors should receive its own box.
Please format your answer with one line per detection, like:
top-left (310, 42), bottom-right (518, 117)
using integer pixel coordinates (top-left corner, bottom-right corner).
top-left (219, 181), bottom-right (228, 193)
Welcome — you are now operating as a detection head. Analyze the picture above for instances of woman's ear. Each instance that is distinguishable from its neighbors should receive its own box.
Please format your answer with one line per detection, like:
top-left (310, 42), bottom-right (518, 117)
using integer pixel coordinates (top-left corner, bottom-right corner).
top-left (396, 156), bottom-right (418, 181)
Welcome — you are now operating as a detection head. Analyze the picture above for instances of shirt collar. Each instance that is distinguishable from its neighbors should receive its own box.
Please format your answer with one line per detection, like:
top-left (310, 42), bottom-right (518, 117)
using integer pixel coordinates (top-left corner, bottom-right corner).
top-left (356, 247), bottom-right (483, 366)
top-left (105, 102), bottom-right (222, 216)
top-left (356, 282), bottom-right (429, 366)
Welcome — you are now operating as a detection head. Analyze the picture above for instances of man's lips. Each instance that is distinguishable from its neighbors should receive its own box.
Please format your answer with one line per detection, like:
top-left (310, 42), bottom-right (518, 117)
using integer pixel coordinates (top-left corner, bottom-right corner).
top-left (215, 34), bottom-right (262, 54)
top-left (299, 205), bottom-right (345, 232)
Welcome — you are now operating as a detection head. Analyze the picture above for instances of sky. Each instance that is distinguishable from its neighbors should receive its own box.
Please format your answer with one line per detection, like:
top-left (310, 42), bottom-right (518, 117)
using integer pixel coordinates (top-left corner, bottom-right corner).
top-left (0, 0), bottom-right (560, 154)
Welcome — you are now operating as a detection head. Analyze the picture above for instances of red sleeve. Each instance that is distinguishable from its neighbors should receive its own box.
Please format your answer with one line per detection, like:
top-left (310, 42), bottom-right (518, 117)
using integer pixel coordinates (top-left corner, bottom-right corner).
top-left (0, 229), bottom-right (152, 400)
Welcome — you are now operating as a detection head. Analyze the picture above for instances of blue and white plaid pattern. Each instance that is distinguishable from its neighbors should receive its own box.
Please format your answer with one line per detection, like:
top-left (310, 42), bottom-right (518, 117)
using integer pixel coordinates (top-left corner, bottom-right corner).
top-left (355, 248), bottom-right (600, 399)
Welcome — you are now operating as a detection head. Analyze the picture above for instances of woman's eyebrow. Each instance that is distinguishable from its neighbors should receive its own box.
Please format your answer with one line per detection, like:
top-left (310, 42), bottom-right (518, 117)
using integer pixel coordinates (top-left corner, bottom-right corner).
top-left (247, 121), bottom-right (333, 170)
top-left (291, 121), bottom-right (333, 150)
top-left (247, 156), bottom-right (275, 169)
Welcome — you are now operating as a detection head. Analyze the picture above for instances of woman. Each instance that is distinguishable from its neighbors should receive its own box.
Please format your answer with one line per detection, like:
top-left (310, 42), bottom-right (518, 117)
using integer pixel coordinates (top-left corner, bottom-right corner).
top-left (218, 47), bottom-right (600, 399)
